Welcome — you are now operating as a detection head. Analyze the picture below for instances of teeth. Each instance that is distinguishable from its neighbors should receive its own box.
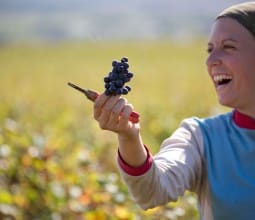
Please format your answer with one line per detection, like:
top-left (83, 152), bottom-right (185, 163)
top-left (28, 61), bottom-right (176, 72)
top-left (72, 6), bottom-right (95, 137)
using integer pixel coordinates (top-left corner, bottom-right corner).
top-left (213, 74), bottom-right (232, 83)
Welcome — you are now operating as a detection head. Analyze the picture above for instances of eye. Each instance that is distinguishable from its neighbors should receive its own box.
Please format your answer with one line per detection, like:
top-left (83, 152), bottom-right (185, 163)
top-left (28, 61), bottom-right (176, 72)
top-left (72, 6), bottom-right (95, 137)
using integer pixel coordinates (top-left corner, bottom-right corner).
top-left (207, 47), bottom-right (213, 53)
top-left (223, 44), bottom-right (236, 50)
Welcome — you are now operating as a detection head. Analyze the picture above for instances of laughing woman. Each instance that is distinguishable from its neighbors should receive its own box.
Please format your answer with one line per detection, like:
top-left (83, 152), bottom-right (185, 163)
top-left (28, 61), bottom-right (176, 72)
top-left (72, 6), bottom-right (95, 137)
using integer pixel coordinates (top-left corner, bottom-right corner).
top-left (93, 2), bottom-right (255, 220)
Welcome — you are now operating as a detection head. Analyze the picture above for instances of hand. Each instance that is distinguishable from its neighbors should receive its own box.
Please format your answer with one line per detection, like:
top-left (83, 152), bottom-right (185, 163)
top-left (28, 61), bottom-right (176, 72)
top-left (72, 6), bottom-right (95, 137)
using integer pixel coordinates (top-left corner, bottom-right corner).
top-left (93, 93), bottom-right (140, 136)
top-left (93, 93), bottom-right (147, 167)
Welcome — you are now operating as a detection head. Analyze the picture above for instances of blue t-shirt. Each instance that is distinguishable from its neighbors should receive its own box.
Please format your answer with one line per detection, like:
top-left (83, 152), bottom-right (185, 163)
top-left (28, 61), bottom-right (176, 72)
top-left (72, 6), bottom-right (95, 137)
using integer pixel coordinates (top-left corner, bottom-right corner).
top-left (196, 112), bottom-right (255, 220)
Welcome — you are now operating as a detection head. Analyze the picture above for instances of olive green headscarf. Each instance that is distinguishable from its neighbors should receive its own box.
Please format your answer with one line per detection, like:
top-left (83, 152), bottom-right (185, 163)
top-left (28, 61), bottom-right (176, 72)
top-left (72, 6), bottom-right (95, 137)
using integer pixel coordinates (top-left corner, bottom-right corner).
top-left (216, 2), bottom-right (255, 37)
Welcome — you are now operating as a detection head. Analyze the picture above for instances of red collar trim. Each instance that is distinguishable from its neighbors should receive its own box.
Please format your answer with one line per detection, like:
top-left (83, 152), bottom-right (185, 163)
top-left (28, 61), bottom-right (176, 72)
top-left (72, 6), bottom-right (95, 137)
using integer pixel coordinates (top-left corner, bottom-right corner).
top-left (233, 110), bottom-right (255, 129)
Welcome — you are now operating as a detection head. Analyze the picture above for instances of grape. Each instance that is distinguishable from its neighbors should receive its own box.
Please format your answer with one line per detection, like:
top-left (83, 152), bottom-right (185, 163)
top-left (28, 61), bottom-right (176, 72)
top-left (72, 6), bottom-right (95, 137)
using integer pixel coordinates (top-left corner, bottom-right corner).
top-left (123, 77), bottom-right (130, 83)
top-left (105, 90), bottom-right (111, 96)
top-left (112, 60), bottom-right (118, 67)
top-left (104, 57), bottom-right (134, 96)
top-left (115, 80), bottom-right (124, 87)
top-left (125, 86), bottom-right (131, 91)
top-left (117, 88), bottom-right (123, 95)
top-left (104, 76), bottom-right (110, 83)
top-left (122, 62), bottom-right (129, 69)
top-left (105, 83), bottom-right (110, 89)
top-left (121, 57), bottom-right (128, 63)
top-left (127, 72), bottom-right (133, 78)
top-left (122, 88), bottom-right (129, 95)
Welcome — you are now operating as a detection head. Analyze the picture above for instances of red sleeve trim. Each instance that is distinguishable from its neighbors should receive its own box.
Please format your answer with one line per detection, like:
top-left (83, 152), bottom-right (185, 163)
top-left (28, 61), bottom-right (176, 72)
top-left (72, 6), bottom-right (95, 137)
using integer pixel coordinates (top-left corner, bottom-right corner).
top-left (118, 145), bottom-right (153, 176)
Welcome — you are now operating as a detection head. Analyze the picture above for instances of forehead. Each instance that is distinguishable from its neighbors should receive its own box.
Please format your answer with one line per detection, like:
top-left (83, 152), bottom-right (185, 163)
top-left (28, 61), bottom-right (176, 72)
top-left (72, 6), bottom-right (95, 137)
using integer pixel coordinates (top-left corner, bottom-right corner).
top-left (209, 17), bottom-right (255, 42)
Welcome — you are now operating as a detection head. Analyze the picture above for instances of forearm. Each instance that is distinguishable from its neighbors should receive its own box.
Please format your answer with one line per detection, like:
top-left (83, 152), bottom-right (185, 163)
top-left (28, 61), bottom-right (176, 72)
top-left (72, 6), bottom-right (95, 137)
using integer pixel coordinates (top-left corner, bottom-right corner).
top-left (118, 132), bottom-right (147, 167)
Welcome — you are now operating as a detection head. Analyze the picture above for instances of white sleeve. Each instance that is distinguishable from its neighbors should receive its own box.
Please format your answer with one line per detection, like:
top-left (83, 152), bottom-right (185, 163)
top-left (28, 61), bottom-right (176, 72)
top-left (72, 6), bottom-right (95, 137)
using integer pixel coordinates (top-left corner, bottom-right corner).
top-left (118, 117), bottom-right (204, 210)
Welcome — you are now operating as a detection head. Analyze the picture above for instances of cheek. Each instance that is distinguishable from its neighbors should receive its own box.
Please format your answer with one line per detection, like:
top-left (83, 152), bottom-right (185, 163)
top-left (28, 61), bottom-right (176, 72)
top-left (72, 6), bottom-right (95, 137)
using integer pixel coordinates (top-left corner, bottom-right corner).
top-left (244, 71), bottom-right (255, 85)
top-left (236, 50), bottom-right (255, 73)
top-left (235, 56), bottom-right (255, 82)
top-left (234, 65), bottom-right (255, 93)
top-left (225, 55), bottom-right (243, 75)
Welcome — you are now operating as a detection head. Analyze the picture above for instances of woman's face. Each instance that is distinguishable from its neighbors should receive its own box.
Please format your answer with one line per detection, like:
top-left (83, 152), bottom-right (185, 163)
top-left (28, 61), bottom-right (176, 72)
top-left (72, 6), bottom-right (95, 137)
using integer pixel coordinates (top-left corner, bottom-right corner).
top-left (206, 17), bottom-right (255, 115)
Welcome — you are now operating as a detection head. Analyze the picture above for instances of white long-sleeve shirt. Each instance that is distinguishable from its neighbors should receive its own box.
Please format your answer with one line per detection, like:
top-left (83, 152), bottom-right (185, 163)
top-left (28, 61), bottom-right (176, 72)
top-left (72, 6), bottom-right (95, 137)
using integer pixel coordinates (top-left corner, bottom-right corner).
top-left (117, 110), bottom-right (255, 220)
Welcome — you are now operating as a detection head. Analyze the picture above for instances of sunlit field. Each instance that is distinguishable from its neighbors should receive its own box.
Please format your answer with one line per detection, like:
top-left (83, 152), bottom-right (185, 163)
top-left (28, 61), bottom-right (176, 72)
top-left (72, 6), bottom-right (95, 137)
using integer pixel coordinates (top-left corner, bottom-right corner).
top-left (0, 40), bottom-right (228, 219)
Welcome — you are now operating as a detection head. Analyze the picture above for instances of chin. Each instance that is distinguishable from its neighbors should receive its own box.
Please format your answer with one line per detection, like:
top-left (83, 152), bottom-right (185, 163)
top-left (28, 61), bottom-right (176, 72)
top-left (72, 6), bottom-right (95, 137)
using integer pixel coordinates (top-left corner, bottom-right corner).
top-left (218, 98), bottom-right (235, 109)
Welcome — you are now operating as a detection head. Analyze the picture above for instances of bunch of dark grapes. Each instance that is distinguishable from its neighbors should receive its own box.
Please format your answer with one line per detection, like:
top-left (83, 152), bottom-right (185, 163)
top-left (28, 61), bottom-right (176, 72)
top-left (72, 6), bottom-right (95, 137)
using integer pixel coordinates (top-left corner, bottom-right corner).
top-left (104, 57), bottom-right (134, 96)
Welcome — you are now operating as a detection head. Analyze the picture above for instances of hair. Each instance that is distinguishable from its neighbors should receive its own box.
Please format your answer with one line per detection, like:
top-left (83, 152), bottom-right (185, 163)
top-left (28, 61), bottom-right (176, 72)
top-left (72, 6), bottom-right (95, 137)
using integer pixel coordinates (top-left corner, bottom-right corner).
top-left (216, 2), bottom-right (255, 37)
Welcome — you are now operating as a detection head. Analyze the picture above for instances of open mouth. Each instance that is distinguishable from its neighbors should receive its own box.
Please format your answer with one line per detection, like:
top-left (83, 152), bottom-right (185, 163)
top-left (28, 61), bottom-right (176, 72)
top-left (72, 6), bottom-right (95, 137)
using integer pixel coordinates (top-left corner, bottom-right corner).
top-left (213, 75), bottom-right (232, 86)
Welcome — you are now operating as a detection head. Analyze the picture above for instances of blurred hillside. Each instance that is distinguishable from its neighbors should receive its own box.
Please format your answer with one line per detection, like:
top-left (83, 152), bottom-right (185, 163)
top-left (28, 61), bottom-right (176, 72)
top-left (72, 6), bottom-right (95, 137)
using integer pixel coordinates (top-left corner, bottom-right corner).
top-left (0, 0), bottom-right (247, 43)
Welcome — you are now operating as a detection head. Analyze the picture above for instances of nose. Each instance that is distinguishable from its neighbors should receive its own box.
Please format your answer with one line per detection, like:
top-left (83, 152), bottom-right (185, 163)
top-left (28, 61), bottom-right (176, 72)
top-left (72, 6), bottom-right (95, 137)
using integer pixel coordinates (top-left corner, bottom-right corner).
top-left (206, 49), bottom-right (222, 67)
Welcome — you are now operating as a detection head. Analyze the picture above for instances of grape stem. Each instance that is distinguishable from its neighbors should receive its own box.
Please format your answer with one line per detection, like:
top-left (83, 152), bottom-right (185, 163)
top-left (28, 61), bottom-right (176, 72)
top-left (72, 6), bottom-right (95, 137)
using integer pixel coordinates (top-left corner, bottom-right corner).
top-left (67, 82), bottom-right (139, 123)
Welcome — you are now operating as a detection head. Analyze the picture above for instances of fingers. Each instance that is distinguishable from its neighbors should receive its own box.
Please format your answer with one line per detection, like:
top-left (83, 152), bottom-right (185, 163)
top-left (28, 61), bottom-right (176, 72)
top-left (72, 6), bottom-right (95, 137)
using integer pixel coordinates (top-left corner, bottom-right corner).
top-left (94, 93), bottom-right (109, 119)
top-left (99, 97), bottom-right (126, 128)
top-left (110, 98), bottom-right (127, 122)
top-left (93, 93), bottom-right (134, 131)
top-left (118, 103), bottom-right (134, 127)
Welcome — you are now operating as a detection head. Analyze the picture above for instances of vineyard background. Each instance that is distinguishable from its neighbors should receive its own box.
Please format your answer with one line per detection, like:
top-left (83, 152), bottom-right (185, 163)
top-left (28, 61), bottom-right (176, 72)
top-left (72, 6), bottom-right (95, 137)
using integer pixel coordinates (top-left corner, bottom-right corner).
top-left (0, 40), bottom-right (229, 219)
top-left (1, 1), bottom-right (240, 219)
